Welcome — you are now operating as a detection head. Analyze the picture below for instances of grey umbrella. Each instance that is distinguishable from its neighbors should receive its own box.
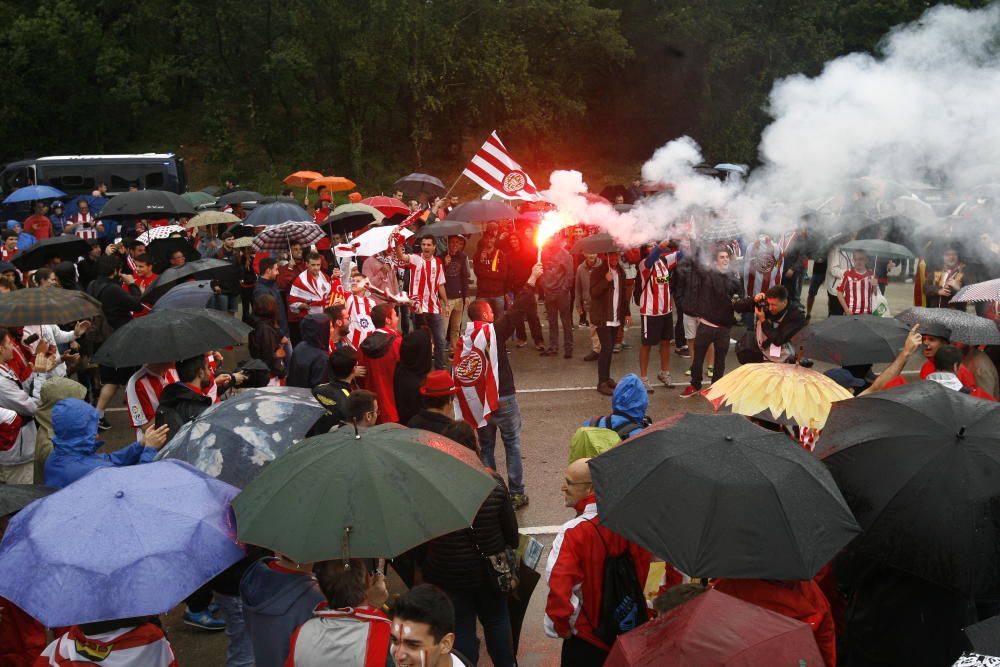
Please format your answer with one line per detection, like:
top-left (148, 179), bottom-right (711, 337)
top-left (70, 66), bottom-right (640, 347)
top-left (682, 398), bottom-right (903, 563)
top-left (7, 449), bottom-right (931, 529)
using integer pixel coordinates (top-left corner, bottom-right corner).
top-left (840, 239), bottom-right (915, 260)
top-left (445, 200), bottom-right (519, 224)
top-left (419, 220), bottom-right (479, 237)
top-left (896, 307), bottom-right (1000, 345)
top-left (217, 190), bottom-right (264, 206)
top-left (240, 201), bottom-right (311, 228)
top-left (153, 281), bottom-right (214, 311)
top-left (394, 173), bottom-right (445, 197)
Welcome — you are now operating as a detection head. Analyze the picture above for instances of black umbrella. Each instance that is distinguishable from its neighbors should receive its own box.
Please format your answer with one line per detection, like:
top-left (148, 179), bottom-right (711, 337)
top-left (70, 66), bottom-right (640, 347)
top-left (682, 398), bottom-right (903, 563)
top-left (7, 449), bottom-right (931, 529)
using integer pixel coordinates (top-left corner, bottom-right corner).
top-left (145, 237), bottom-right (200, 272)
top-left (93, 308), bottom-right (251, 367)
top-left (0, 484), bottom-right (55, 517)
top-left (445, 200), bottom-right (518, 224)
top-left (792, 314), bottom-right (911, 365)
top-left (240, 201), bottom-right (311, 228)
top-left (818, 381), bottom-right (1000, 594)
top-left (216, 190), bottom-right (263, 206)
top-left (418, 220), bottom-right (479, 238)
top-left (318, 204), bottom-right (384, 236)
top-left (201, 186), bottom-right (221, 196)
top-left (11, 236), bottom-right (92, 271)
top-left (569, 233), bottom-right (622, 255)
top-left (0, 288), bottom-right (102, 326)
top-left (590, 413), bottom-right (860, 580)
top-left (965, 615), bottom-right (1000, 658)
top-left (155, 387), bottom-right (326, 488)
top-left (97, 191), bottom-right (195, 219)
top-left (394, 173), bottom-right (445, 197)
top-left (896, 307), bottom-right (1000, 345)
top-left (141, 258), bottom-right (240, 303)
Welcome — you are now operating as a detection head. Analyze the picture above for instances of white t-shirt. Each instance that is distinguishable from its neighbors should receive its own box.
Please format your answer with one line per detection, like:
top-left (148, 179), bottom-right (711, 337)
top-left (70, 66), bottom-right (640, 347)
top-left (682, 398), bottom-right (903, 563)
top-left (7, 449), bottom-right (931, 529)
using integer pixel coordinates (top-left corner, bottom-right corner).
top-left (606, 271), bottom-right (621, 327)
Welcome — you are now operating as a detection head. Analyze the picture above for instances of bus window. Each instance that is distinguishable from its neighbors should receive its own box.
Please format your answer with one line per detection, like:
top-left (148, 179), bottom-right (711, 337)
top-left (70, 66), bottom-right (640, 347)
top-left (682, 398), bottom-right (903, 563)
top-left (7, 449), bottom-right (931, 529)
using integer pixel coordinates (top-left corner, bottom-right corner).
top-left (1, 166), bottom-right (32, 194)
top-left (143, 168), bottom-right (166, 189)
top-left (108, 166), bottom-right (144, 191)
top-left (36, 166), bottom-right (95, 195)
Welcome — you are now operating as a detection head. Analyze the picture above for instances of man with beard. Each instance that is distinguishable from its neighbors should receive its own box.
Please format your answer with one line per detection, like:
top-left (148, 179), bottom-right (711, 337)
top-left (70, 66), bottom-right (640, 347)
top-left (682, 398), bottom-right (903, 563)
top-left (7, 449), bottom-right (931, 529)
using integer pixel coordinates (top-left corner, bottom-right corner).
top-left (923, 246), bottom-right (965, 309)
top-left (155, 354), bottom-right (214, 439)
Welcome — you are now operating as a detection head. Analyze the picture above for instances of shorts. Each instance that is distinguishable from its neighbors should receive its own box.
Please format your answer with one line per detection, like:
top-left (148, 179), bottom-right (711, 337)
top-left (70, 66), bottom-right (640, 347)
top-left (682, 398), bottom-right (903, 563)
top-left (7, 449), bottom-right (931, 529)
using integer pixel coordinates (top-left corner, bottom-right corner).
top-left (808, 260), bottom-right (828, 297)
top-left (683, 314), bottom-right (699, 341)
top-left (640, 314), bottom-right (674, 346)
top-left (99, 363), bottom-right (138, 385)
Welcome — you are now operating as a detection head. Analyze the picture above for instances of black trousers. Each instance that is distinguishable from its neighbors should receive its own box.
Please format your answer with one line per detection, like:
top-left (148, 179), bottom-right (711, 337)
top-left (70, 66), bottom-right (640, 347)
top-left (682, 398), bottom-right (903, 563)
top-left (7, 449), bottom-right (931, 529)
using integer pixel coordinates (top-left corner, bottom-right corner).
top-left (690, 323), bottom-right (731, 389)
top-left (827, 292), bottom-right (845, 316)
top-left (597, 325), bottom-right (616, 384)
top-left (561, 636), bottom-right (608, 667)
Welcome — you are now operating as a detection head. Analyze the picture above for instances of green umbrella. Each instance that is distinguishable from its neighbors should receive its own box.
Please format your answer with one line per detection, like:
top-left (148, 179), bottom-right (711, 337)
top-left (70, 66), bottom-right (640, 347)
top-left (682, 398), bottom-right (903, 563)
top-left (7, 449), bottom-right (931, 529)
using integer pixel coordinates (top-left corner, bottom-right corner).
top-left (181, 191), bottom-right (217, 207)
top-left (232, 424), bottom-right (495, 562)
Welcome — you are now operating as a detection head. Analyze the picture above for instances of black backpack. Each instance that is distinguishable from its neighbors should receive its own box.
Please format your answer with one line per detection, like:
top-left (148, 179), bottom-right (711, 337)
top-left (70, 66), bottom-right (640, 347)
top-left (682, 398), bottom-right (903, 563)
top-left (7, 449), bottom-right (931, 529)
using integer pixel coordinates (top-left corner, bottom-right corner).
top-left (586, 519), bottom-right (648, 644)
top-left (587, 412), bottom-right (650, 441)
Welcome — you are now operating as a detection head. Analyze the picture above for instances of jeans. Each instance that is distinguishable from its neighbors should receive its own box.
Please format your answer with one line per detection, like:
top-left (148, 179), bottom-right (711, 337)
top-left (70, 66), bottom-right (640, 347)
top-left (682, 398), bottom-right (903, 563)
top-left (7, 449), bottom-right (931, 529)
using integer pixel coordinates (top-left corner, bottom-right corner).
top-left (477, 394), bottom-right (524, 494)
top-left (216, 594), bottom-right (254, 667)
top-left (544, 291), bottom-right (573, 353)
top-left (514, 307), bottom-right (544, 345)
top-left (782, 268), bottom-right (803, 304)
top-left (416, 312), bottom-right (447, 369)
top-left (210, 293), bottom-right (239, 313)
top-left (690, 323), bottom-right (731, 389)
top-left (674, 304), bottom-right (687, 345)
top-left (597, 325), bottom-right (616, 384)
top-left (448, 588), bottom-right (516, 667)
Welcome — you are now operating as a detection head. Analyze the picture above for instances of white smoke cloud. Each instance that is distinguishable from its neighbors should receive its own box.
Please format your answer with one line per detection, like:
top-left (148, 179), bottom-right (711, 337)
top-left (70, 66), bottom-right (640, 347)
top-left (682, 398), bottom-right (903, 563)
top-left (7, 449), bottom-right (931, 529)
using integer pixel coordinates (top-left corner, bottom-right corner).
top-left (543, 3), bottom-right (1000, 247)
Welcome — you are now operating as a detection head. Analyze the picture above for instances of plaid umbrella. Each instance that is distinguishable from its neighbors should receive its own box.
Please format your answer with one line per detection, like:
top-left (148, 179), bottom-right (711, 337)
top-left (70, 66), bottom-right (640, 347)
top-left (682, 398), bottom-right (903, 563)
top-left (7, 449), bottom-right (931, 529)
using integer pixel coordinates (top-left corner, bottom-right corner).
top-left (251, 221), bottom-right (326, 252)
top-left (951, 279), bottom-right (1000, 304)
top-left (136, 225), bottom-right (186, 245)
top-left (0, 289), bottom-right (102, 326)
top-left (896, 307), bottom-right (1000, 345)
top-left (186, 211), bottom-right (240, 229)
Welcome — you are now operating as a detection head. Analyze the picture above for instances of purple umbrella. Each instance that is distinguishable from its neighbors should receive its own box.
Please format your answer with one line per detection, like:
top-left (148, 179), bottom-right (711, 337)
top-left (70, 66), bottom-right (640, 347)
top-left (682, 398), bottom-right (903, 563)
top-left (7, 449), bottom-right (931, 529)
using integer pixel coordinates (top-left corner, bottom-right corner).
top-left (0, 460), bottom-right (244, 626)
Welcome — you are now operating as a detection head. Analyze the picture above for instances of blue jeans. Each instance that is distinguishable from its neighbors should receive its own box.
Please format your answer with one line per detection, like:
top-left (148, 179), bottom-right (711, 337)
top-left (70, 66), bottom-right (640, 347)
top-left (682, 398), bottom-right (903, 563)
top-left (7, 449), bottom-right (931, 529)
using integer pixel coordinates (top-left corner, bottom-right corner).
top-left (210, 293), bottom-right (238, 313)
top-left (477, 394), bottom-right (524, 494)
top-left (215, 593), bottom-right (254, 667)
top-left (447, 588), bottom-right (516, 667)
top-left (417, 312), bottom-right (447, 369)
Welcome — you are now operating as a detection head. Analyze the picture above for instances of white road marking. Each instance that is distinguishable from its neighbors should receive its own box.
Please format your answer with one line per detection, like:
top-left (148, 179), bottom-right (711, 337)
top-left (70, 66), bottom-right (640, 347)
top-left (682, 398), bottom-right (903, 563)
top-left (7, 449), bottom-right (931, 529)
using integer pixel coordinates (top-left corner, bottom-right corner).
top-left (520, 386), bottom-right (595, 394)
top-left (520, 525), bottom-right (564, 535)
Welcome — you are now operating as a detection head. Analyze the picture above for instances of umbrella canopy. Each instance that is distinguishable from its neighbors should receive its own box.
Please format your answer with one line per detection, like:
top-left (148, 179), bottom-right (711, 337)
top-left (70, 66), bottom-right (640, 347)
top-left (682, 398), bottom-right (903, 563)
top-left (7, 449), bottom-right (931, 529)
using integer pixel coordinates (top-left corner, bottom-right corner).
top-left (590, 413), bottom-right (860, 580)
top-left (792, 314), bottom-right (912, 366)
top-left (319, 203), bottom-right (385, 235)
top-left (702, 362), bottom-right (853, 430)
top-left (308, 176), bottom-right (356, 192)
top-left (840, 238), bottom-right (915, 260)
top-left (232, 236), bottom-right (254, 248)
top-left (153, 280), bottom-right (214, 311)
top-left (605, 589), bottom-right (824, 667)
top-left (241, 201), bottom-right (311, 228)
top-left (98, 190), bottom-right (195, 219)
top-left (0, 460), bottom-right (243, 627)
top-left (897, 307), bottom-right (1000, 345)
top-left (3, 185), bottom-right (65, 204)
top-left (360, 196), bottom-right (409, 217)
top-left (185, 210), bottom-right (240, 229)
top-left (136, 224), bottom-right (186, 245)
top-left (415, 220), bottom-right (478, 238)
top-left (217, 190), bottom-right (264, 206)
top-left (146, 237), bottom-right (200, 271)
top-left (0, 288), bottom-right (101, 326)
top-left (965, 615), bottom-right (1000, 659)
top-left (283, 170), bottom-right (324, 188)
top-left (347, 225), bottom-right (413, 258)
top-left (613, 203), bottom-right (634, 213)
top-left (94, 308), bottom-right (251, 367)
top-left (10, 235), bottom-right (91, 271)
top-left (570, 233), bottom-right (622, 255)
top-left (394, 173), bottom-right (445, 197)
top-left (818, 381), bottom-right (1000, 594)
top-left (952, 654), bottom-right (1000, 666)
top-left (141, 258), bottom-right (240, 303)
top-left (951, 279), bottom-right (1000, 304)
top-left (65, 194), bottom-right (107, 218)
top-left (233, 423), bottom-right (496, 562)
top-left (251, 221), bottom-right (326, 252)
top-left (156, 387), bottom-right (326, 488)
top-left (180, 191), bottom-right (216, 207)
top-left (0, 484), bottom-right (55, 517)
top-left (445, 200), bottom-right (519, 224)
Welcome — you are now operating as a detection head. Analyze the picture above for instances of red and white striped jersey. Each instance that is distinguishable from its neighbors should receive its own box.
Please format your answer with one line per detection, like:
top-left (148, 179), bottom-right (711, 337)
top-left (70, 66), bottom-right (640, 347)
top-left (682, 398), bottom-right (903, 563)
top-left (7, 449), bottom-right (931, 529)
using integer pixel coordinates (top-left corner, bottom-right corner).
top-left (838, 269), bottom-right (877, 314)
top-left (346, 294), bottom-right (377, 350)
top-left (742, 237), bottom-right (783, 296)
top-left (68, 212), bottom-right (101, 240)
top-left (288, 270), bottom-right (332, 315)
top-left (639, 251), bottom-right (678, 316)
top-left (125, 366), bottom-right (178, 429)
top-left (38, 623), bottom-right (177, 667)
top-left (406, 253), bottom-right (445, 314)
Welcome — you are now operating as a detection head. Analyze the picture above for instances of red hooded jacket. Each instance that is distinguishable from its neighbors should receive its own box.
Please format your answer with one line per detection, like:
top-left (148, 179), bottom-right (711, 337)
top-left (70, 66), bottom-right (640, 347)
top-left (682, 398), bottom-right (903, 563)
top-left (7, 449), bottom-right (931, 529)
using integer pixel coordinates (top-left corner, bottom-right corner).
top-left (358, 327), bottom-right (402, 424)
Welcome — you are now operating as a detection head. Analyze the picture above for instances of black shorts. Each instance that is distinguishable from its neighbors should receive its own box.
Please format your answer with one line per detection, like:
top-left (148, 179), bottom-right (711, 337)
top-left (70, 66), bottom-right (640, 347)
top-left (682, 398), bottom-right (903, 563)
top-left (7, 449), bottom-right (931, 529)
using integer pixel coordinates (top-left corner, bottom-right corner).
top-left (808, 260), bottom-right (828, 297)
top-left (99, 363), bottom-right (137, 385)
top-left (640, 313), bottom-right (674, 346)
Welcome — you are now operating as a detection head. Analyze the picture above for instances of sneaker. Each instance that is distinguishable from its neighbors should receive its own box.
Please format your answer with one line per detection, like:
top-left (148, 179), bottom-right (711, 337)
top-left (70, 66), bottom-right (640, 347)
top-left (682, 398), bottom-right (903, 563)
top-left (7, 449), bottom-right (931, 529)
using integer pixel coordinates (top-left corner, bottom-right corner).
top-left (511, 493), bottom-right (529, 510)
top-left (707, 365), bottom-right (714, 375)
top-left (583, 351), bottom-right (599, 361)
top-left (612, 344), bottom-right (623, 353)
top-left (657, 371), bottom-right (674, 388)
top-left (680, 385), bottom-right (699, 398)
top-left (620, 342), bottom-right (632, 350)
top-left (534, 343), bottom-right (546, 352)
top-left (640, 377), bottom-right (654, 394)
top-left (540, 349), bottom-right (555, 357)
top-left (515, 340), bottom-right (527, 348)
top-left (184, 609), bottom-right (226, 631)
top-left (684, 368), bottom-right (692, 376)
top-left (675, 346), bottom-right (691, 358)
top-left (597, 380), bottom-right (615, 396)
top-left (206, 602), bottom-right (220, 615)
top-left (904, 277), bottom-right (914, 284)
top-left (98, 416), bottom-right (111, 431)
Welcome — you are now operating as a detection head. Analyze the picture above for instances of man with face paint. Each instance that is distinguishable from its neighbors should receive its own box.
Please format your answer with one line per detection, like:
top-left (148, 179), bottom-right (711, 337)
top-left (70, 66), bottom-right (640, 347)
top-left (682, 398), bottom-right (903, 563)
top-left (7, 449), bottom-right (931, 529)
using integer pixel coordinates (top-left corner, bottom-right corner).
top-left (390, 584), bottom-right (474, 666)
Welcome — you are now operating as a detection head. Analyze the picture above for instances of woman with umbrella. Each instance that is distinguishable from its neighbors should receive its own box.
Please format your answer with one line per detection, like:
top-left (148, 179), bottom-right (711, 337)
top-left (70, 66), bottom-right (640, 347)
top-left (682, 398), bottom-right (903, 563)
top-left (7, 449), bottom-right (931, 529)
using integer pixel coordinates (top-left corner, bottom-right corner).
top-left (21, 270), bottom-right (91, 398)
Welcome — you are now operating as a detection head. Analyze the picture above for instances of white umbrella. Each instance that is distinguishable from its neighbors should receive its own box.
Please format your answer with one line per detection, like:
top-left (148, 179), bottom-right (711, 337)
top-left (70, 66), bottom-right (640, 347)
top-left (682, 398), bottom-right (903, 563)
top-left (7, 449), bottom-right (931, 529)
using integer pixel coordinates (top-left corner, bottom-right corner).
top-left (136, 225), bottom-right (186, 245)
top-left (344, 225), bottom-right (414, 258)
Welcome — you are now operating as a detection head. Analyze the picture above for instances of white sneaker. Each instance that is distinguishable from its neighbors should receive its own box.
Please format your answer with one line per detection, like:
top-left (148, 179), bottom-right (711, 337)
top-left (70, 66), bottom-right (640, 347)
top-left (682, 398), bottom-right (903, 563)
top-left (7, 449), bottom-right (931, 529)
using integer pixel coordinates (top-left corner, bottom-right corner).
top-left (657, 371), bottom-right (674, 388)
top-left (640, 377), bottom-right (654, 394)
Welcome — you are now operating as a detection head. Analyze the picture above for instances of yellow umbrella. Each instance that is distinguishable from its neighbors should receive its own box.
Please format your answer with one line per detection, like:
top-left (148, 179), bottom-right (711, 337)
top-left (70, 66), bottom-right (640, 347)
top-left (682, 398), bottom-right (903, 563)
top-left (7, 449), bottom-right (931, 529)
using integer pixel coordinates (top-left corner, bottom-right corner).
top-left (702, 363), bottom-right (853, 430)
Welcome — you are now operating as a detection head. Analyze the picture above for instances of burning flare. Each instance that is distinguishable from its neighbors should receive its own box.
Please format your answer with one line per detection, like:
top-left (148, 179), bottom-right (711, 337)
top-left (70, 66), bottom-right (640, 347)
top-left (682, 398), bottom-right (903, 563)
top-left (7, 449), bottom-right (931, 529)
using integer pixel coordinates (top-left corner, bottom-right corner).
top-left (534, 210), bottom-right (573, 261)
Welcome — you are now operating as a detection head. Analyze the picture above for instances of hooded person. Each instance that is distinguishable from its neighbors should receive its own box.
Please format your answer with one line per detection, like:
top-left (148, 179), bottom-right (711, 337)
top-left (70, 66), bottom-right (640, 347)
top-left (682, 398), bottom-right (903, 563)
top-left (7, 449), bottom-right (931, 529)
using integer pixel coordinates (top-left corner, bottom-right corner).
top-left (239, 555), bottom-right (325, 667)
top-left (393, 329), bottom-right (433, 425)
top-left (52, 261), bottom-right (79, 291)
top-left (582, 373), bottom-right (651, 440)
top-left (286, 313), bottom-right (332, 389)
top-left (42, 398), bottom-right (169, 489)
top-left (358, 303), bottom-right (403, 424)
top-left (33, 377), bottom-right (87, 482)
top-left (154, 354), bottom-right (214, 440)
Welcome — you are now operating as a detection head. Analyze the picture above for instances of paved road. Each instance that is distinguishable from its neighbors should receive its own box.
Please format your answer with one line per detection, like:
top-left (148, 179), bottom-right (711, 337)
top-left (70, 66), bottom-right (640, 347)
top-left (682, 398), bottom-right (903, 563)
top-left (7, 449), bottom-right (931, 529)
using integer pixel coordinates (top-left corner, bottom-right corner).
top-left (95, 278), bottom-right (923, 665)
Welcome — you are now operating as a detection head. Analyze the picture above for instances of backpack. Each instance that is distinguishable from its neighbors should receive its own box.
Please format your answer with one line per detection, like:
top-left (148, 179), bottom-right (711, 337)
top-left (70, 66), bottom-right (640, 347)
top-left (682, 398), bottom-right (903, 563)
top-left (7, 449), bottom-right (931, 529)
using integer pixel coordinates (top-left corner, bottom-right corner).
top-left (569, 427), bottom-right (621, 463)
top-left (586, 519), bottom-right (648, 644)
top-left (590, 412), bottom-right (647, 440)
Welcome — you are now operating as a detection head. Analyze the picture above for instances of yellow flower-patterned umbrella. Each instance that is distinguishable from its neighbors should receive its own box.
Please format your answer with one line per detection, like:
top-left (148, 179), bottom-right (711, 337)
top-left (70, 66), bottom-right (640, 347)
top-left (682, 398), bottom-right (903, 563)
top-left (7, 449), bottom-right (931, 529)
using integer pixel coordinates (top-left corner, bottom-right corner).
top-left (702, 363), bottom-right (853, 430)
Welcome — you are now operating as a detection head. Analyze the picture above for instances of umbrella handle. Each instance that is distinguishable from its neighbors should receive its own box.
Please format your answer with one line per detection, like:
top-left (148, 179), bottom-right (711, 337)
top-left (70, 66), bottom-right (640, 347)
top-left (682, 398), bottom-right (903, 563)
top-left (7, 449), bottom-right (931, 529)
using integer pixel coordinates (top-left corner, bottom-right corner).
top-left (342, 526), bottom-right (352, 566)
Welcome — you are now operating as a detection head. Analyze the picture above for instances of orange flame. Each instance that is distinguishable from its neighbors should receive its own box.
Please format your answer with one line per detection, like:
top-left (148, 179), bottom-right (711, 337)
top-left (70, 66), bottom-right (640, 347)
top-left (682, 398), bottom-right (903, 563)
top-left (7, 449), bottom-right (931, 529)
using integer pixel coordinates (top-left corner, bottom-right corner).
top-left (534, 210), bottom-right (572, 255)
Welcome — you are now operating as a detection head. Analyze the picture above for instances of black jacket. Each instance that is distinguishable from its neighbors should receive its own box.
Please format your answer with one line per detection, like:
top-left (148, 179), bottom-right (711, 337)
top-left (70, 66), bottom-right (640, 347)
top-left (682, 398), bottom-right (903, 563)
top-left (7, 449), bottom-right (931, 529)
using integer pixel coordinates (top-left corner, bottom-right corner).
top-left (394, 330), bottom-right (432, 425)
top-left (483, 286), bottom-right (537, 397)
top-left (733, 298), bottom-right (807, 347)
top-left (407, 409), bottom-right (454, 435)
top-left (589, 262), bottom-right (630, 327)
top-left (690, 264), bottom-right (743, 328)
top-left (286, 314), bottom-right (330, 389)
top-left (420, 472), bottom-right (518, 592)
top-left (87, 275), bottom-right (143, 330)
top-left (249, 316), bottom-right (285, 378)
top-left (156, 382), bottom-right (212, 439)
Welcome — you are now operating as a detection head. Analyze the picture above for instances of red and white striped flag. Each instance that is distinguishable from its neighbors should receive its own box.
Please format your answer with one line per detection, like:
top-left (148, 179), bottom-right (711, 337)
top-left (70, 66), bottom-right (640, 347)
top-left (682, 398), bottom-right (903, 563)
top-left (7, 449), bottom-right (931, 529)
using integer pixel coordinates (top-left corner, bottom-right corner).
top-left (462, 131), bottom-right (542, 201)
top-left (452, 321), bottom-right (501, 428)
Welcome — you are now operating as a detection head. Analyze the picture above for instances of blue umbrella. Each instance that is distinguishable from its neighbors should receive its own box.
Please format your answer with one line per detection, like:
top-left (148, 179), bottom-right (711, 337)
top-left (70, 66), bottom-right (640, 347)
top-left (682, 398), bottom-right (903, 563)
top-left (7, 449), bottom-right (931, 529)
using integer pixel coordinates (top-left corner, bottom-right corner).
top-left (2, 185), bottom-right (66, 204)
top-left (65, 194), bottom-right (107, 217)
top-left (0, 459), bottom-right (244, 626)
top-left (153, 280), bottom-right (215, 311)
top-left (240, 201), bottom-right (310, 228)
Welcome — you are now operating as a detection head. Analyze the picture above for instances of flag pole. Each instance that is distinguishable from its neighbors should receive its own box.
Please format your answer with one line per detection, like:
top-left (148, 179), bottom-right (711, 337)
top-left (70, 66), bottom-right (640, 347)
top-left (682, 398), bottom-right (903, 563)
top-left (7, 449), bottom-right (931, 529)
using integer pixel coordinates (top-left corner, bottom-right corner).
top-left (441, 172), bottom-right (464, 201)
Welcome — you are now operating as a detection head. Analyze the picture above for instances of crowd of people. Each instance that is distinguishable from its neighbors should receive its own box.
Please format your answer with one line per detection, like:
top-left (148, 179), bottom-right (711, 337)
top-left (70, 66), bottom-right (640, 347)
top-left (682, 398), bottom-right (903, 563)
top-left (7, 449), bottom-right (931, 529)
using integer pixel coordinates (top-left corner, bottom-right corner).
top-left (0, 172), bottom-right (999, 667)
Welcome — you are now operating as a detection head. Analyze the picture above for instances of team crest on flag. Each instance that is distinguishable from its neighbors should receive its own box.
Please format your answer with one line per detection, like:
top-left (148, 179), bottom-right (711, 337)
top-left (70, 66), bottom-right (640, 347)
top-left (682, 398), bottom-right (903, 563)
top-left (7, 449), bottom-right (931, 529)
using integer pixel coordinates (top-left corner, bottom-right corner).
top-left (452, 321), bottom-right (501, 428)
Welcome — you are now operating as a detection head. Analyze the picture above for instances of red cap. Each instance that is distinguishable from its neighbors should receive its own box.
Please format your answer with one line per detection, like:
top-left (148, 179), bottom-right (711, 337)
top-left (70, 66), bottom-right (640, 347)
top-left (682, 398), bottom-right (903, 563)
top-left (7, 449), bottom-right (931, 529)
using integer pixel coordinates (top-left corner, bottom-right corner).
top-left (420, 370), bottom-right (458, 396)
